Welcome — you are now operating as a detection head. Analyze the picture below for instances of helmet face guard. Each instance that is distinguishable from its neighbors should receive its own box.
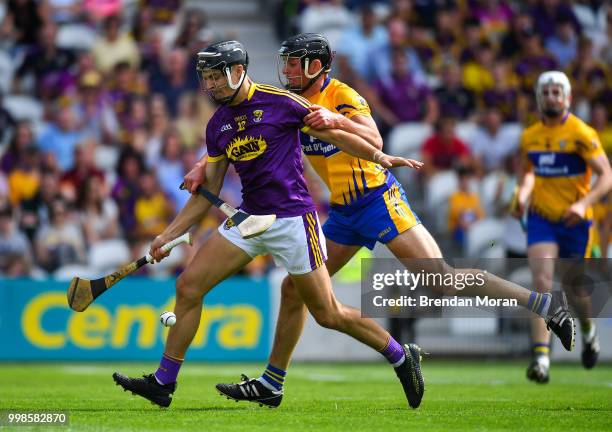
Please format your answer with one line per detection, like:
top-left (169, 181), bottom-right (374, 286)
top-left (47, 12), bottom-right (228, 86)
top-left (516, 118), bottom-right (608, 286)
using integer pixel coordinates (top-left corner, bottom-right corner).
top-left (277, 33), bottom-right (332, 94)
top-left (197, 41), bottom-right (249, 105)
top-left (535, 71), bottom-right (571, 118)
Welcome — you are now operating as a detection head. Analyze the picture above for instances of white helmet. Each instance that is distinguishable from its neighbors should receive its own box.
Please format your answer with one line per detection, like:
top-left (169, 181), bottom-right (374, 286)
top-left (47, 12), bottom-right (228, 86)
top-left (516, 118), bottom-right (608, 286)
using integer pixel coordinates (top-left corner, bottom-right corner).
top-left (535, 71), bottom-right (572, 116)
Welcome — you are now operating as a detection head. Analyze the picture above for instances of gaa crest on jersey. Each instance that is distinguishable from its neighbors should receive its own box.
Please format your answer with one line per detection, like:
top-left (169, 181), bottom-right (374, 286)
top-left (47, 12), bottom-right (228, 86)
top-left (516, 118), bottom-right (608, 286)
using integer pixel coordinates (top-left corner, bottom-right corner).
top-left (226, 135), bottom-right (268, 161)
top-left (253, 110), bottom-right (264, 122)
top-left (223, 218), bottom-right (234, 230)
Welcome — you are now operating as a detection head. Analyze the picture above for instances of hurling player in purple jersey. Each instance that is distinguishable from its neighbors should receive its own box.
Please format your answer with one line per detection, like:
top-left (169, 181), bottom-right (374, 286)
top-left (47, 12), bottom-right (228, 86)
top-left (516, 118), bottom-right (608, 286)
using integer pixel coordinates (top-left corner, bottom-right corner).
top-left (112, 40), bottom-right (424, 409)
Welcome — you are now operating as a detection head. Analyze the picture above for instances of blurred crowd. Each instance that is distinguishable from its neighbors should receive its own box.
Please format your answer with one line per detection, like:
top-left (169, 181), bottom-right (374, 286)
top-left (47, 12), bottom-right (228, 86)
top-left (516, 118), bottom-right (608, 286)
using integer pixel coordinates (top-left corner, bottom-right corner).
top-left (0, 0), bottom-right (611, 279)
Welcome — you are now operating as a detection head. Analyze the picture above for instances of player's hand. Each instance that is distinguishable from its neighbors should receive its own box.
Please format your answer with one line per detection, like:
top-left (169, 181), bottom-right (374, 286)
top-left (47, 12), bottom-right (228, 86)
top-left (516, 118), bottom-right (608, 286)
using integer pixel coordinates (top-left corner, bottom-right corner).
top-left (183, 162), bottom-right (207, 194)
top-left (563, 201), bottom-right (586, 226)
top-left (305, 105), bottom-right (342, 129)
top-left (149, 235), bottom-right (171, 262)
top-left (510, 187), bottom-right (529, 218)
top-left (375, 151), bottom-right (424, 170)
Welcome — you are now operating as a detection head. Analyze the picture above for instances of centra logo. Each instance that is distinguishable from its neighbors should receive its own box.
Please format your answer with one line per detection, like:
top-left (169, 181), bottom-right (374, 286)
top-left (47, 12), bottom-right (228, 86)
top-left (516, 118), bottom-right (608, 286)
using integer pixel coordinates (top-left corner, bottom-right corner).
top-left (226, 135), bottom-right (267, 161)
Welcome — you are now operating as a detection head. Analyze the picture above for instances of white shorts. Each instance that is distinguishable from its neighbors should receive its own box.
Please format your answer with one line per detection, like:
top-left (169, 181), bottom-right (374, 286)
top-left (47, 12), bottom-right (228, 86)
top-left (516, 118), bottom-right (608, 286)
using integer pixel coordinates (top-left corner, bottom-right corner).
top-left (218, 211), bottom-right (327, 275)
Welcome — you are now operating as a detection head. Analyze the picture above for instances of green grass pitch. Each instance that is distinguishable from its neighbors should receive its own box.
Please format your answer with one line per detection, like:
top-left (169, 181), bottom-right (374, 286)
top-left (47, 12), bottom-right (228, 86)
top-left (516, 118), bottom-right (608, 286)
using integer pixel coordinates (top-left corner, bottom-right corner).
top-left (1, 361), bottom-right (610, 431)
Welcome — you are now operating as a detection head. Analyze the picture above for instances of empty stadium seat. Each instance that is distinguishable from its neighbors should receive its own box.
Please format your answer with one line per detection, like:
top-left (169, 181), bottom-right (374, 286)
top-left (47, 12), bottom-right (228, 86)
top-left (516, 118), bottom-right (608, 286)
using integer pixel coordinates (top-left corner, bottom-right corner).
top-left (53, 264), bottom-right (98, 281)
top-left (425, 170), bottom-right (458, 231)
top-left (0, 51), bottom-right (13, 94)
top-left (88, 239), bottom-right (131, 273)
top-left (479, 172), bottom-right (502, 215)
top-left (465, 218), bottom-right (506, 258)
top-left (3, 95), bottom-right (44, 121)
top-left (386, 122), bottom-right (432, 157)
top-left (57, 24), bottom-right (97, 51)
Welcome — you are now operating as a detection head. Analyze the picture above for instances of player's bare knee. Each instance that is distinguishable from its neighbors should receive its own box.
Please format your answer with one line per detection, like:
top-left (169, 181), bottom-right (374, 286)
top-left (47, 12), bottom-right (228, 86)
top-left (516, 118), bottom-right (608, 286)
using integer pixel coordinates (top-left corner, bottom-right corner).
top-left (311, 309), bottom-right (341, 330)
top-left (280, 277), bottom-right (304, 311)
top-left (533, 273), bottom-right (553, 293)
top-left (176, 273), bottom-right (204, 304)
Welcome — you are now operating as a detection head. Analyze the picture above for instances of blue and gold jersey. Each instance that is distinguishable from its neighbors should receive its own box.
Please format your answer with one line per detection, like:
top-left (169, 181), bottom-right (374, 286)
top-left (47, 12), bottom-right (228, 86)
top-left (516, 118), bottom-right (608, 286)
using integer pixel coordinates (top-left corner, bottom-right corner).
top-left (520, 113), bottom-right (605, 221)
top-left (300, 77), bottom-right (389, 206)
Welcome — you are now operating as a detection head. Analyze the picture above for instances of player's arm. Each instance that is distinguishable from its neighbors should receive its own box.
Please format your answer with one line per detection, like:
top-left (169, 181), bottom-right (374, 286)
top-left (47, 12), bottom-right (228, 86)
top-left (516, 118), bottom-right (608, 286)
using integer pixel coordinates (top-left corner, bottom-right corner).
top-left (304, 105), bottom-right (384, 150)
top-left (184, 153), bottom-right (208, 193)
top-left (149, 157), bottom-right (229, 261)
top-left (511, 137), bottom-right (535, 218)
top-left (563, 154), bottom-right (612, 225)
top-left (304, 126), bottom-right (423, 169)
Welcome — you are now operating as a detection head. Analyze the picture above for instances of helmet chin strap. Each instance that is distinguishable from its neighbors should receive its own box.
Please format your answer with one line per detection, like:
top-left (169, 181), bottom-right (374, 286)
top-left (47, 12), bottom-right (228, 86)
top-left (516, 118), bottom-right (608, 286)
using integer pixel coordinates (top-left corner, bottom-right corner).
top-left (294, 58), bottom-right (324, 94)
top-left (217, 67), bottom-right (247, 105)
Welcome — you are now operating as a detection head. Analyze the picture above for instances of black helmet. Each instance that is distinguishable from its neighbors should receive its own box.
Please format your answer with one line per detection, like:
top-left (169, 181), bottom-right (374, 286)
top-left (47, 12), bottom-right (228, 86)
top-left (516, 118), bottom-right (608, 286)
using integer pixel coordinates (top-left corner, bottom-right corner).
top-left (196, 40), bottom-right (249, 105)
top-left (278, 33), bottom-right (333, 93)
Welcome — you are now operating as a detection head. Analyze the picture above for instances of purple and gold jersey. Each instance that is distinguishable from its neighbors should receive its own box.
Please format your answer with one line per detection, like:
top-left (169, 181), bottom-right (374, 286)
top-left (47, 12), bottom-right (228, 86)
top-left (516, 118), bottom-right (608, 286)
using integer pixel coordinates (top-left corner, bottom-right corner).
top-left (206, 83), bottom-right (315, 217)
top-left (520, 113), bottom-right (606, 221)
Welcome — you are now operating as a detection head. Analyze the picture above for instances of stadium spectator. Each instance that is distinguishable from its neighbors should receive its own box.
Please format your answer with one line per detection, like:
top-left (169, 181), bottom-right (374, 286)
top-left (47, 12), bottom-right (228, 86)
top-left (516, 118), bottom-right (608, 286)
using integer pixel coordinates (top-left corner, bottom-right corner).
top-left (408, 21), bottom-right (440, 74)
top-left (500, 11), bottom-right (535, 59)
top-left (567, 37), bottom-right (609, 105)
top-left (591, 103), bottom-right (612, 157)
top-left (1, 121), bottom-right (33, 174)
top-left (458, 17), bottom-right (485, 65)
top-left (76, 175), bottom-right (120, 245)
top-left (0, 201), bottom-right (32, 277)
top-left (174, 8), bottom-right (208, 49)
top-left (83, 0), bottom-right (122, 24)
top-left (461, 40), bottom-right (496, 94)
top-left (335, 5), bottom-right (387, 79)
top-left (371, 48), bottom-right (437, 128)
top-left (514, 28), bottom-right (558, 95)
top-left (107, 62), bottom-right (146, 141)
top-left (74, 70), bottom-right (120, 144)
top-left (19, 169), bottom-right (62, 241)
top-left (530, 0), bottom-right (582, 41)
top-left (13, 22), bottom-right (77, 98)
top-left (7, 145), bottom-right (40, 206)
top-left (151, 48), bottom-right (197, 117)
top-left (481, 61), bottom-right (520, 122)
top-left (155, 128), bottom-right (187, 209)
top-left (471, 0), bottom-right (514, 41)
top-left (143, 0), bottom-right (181, 25)
top-left (34, 196), bottom-right (86, 273)
top-left (112, 150), bottom-right (144, 240)
top-left (447, 164), bottom-right (484, 247)
top-left (470, 107), bottom-right (520, 174)
top-left (175, 93), bottom-right (202, 150)
top-left (6, 0), bottom-right (44, 47)
top-left (59, 141), bottom-right (105, 201)
top-left (91, 14), bottom-right (140, 75)
top-left (544, 16), bottom-right (578, 68)
top-left (421, 116), bottom-right (472, 178)
top-left (144, 94), bottom-right (171, 167)
top-left (433, 5), bottom-right (462, 58)
top-left (368, 17), bottom-right (427, 85)
top-left (36, 103), bottom-right (84, 171)
top-left (434, 61), bottom-right (476, 120)
top-left (134, 169), bottom-right (174, 240)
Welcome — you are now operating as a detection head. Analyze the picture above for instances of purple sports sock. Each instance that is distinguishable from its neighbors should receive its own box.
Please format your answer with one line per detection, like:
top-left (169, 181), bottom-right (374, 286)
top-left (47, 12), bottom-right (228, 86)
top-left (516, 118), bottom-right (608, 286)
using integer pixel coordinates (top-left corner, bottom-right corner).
top-left (154, 353), bottom-right (183, 385)
top-left (379, 336), bottom-right (406, 367)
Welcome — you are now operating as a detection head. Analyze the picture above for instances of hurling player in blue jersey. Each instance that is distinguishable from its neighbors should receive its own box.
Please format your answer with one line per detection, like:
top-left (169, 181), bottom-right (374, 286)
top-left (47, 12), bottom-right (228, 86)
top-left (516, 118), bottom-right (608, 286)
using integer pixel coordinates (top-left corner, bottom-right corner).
top-left (112, 40), bottom-right (427, 409)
